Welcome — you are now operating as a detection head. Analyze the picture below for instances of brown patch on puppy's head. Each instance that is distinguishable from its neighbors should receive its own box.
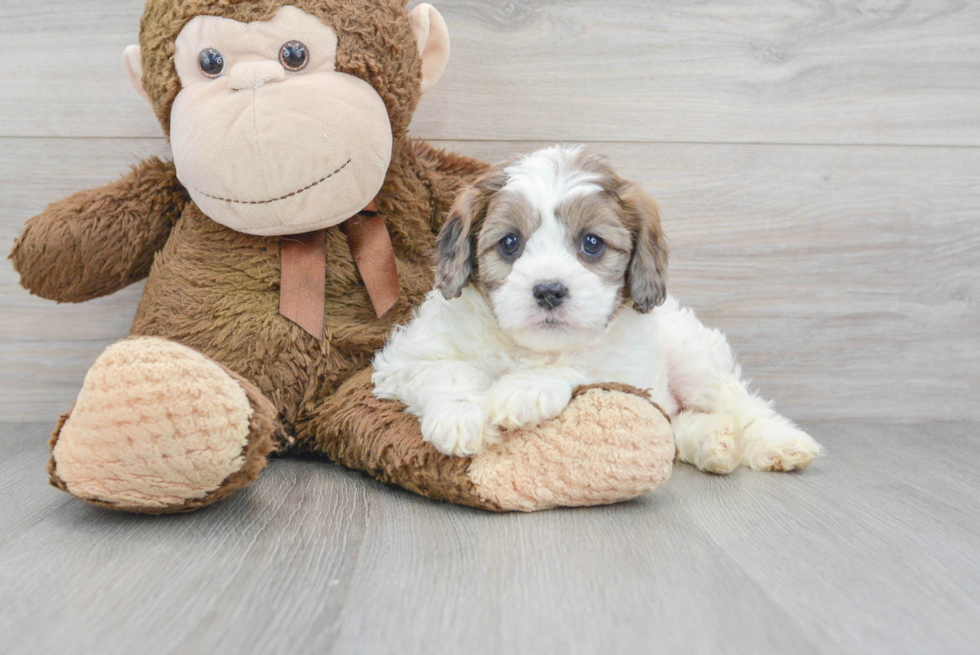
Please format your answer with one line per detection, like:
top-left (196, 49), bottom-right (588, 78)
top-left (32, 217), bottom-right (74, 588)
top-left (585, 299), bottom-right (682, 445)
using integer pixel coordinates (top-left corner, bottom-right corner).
top-left (434, 163), bottom-right (509, 299)
top-left (437, 146), bottom-right (669, 338)
top-left (473, 186), bottom-right (541, 294)
top-left (555, 174), bottom-right (633, 289)
top-left (617, 180), bottom-right (669, 312)
top-left (559, 149), bottom-right (670, 313)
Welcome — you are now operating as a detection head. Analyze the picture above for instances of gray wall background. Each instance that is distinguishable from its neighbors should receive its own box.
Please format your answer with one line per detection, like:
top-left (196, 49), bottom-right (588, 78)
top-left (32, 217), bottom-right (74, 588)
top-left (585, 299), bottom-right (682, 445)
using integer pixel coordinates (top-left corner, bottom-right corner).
top-left (1, 0), bottom-right (977, 423)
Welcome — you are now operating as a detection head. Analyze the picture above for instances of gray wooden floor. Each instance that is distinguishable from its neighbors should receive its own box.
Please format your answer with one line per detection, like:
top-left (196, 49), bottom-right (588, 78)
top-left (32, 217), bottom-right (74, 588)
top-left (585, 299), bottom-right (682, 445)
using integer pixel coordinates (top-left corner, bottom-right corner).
top-left (1, 0), bottom-right (979, 653)
top-left (1, 422), bottom-right (978, 655)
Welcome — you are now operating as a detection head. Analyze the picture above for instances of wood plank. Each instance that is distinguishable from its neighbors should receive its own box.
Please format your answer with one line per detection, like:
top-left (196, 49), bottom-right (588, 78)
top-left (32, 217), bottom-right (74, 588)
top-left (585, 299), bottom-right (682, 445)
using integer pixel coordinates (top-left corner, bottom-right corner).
top-left (1, 1), bottom-right (979, 145)
top-left (2, 137), bottom-right (977, 422)
top-left (0, 0), bottom-right (159, 138)
top-left (1, 422), bottom-right (978, 654)
top-left (675, 422), bottom-right (980, 655)
top-left (0, 424), bottom-right (371, 655)
top-left (329, 479), bottom-right (821, 655)
top-left (330, 422), bottom-right (980, 655)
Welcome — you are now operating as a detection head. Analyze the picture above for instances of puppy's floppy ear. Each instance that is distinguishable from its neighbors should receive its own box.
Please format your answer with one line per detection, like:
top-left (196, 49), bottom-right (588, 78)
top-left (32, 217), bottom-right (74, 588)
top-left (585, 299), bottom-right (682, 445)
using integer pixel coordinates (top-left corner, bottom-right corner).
top-left (435, 168), bottom-right (506, 299)
top-left (620, 182), bottom-right (669, 313)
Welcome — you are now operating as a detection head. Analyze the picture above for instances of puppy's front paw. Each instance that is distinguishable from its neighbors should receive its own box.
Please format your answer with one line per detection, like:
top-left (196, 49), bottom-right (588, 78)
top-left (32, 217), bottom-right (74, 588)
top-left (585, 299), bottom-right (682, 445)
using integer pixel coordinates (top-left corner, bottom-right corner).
top-left (487, 379), bottom-right (574, 431)
top-left (421, 400), bottom-right (491, 457)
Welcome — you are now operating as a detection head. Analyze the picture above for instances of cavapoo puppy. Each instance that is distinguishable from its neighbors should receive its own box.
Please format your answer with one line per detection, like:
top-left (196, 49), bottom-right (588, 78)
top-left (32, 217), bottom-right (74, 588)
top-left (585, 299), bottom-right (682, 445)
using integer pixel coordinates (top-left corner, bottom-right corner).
top-left (373, 145), bottom-right (821, 474)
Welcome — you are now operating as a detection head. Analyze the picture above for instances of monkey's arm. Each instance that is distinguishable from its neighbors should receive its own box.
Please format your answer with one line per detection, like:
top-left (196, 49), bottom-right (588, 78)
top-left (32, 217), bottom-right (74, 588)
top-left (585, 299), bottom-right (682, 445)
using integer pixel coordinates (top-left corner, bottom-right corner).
top-left (9, 156), bottom-right (187, 303)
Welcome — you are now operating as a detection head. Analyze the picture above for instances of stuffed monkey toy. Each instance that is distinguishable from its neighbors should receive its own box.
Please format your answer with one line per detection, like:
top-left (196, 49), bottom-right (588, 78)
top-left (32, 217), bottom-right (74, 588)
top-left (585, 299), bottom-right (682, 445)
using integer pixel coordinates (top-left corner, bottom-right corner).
top-left (10, 0), bottom-right (674, 514)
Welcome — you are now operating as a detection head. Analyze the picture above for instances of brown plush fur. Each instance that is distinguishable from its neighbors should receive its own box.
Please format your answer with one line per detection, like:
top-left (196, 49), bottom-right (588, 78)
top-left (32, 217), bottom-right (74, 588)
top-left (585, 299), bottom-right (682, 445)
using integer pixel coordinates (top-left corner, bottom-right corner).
top-left (11, 0), bottom-right (503, 512)
top-left (12, 0), bottom-right (671, 514)
top-left (128, 138), bottom-right (485, 431)
top-left (300, 368), bottom-right (501, 510)
top-left (140, 0), bottom-right (424, 138)
top-left (11, 157), bottom-right (188, 303)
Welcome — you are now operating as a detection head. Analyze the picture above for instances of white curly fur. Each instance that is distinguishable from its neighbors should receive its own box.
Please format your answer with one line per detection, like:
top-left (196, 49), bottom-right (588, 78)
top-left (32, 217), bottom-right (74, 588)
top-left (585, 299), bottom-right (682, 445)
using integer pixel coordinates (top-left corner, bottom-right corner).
top-left (373, 146), bottom-right (822, 472)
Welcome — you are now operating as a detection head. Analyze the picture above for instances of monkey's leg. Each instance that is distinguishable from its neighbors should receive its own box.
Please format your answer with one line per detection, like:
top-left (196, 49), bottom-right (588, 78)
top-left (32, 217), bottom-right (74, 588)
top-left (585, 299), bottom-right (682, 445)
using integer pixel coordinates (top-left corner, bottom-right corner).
top-left (48, 337), bottom-right (282, 514)
top-left (298, 370), bottom-right (675, 512)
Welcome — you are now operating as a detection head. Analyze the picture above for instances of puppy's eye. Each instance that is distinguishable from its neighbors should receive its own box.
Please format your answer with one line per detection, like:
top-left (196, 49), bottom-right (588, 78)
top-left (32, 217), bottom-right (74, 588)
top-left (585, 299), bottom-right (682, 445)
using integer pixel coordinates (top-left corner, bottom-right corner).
top-left (582, 234), bottom-right (605, 257)
top-left (199, 48), bottom-right (225, 78)
top-left (499, 234), bottom-right (522, 257)
top-left (279, 41), bottom-right (309, 71)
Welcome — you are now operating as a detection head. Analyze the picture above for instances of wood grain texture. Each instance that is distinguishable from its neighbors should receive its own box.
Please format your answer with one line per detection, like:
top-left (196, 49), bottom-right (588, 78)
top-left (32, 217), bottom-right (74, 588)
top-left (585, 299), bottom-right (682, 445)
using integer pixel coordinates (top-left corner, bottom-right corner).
top-left (3, 138), bottom-right (977, 422)
top-left (1, 421), bottom-right (978, 654)
top-left (1, 0), bottom-right (978, 145)
top-left (2, 3), bottom-right (978, 654)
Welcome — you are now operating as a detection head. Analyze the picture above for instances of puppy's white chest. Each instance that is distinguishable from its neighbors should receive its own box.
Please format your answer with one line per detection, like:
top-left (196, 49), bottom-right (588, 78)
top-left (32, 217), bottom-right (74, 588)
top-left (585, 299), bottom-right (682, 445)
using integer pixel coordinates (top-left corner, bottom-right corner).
top-left (511, 310), bottom-right (662, 391)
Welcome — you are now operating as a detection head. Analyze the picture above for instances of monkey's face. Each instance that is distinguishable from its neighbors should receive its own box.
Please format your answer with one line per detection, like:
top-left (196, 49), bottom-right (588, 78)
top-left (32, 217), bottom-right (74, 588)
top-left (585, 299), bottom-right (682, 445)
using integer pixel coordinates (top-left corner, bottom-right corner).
top-left (168, 6), bottom-right (393, 236)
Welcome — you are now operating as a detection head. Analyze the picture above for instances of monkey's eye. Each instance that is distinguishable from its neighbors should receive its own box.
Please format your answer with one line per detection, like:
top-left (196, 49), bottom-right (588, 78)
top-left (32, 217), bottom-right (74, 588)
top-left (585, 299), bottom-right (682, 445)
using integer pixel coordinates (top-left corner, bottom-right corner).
top-left (279, 41), bottom-right (309, 71)
top-left (499, 234), bottom-right (522, 258)
top-left (198, 48), bottom-right (225, 78)
top-left (582, 234), bottom-right (605, 257)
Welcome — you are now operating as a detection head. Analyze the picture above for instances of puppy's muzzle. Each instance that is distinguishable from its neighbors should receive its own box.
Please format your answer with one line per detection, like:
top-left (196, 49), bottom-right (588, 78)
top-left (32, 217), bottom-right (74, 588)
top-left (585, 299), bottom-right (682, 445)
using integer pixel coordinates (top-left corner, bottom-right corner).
top-left (533, 282), bottom-right (569, 310)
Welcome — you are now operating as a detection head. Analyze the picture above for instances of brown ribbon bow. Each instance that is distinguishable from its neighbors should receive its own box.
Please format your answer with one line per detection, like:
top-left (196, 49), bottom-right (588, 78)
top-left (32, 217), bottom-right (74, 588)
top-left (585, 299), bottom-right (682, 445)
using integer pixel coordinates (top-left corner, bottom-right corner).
top-left (279, 199), bottom-right (401, 341)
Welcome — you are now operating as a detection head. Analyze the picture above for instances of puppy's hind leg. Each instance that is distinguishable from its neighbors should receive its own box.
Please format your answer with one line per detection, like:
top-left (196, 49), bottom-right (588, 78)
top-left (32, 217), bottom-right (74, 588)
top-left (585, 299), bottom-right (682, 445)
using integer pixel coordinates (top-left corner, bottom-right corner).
top-left (658, 298), bottom-right (820, 473)
top-left (658, 299), bottom-right (744, 474)
top-left (673, 410), bottom-right (743, 474)
top-left (673, 378), bottom-right (820, 473)
top-left (732, 391), bottom-right (822, 472)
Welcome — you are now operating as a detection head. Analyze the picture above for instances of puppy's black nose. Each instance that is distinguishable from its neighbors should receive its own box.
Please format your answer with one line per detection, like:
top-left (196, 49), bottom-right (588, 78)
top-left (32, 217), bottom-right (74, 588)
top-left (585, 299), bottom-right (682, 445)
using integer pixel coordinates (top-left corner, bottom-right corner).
top-left (533, 282), bottom-right (569, 310)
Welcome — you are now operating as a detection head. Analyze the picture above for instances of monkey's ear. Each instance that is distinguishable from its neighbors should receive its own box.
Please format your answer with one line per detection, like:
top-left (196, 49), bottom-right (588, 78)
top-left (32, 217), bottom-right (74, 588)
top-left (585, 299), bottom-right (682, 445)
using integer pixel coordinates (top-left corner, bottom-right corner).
top-left (123, 45), bottom-right (153, 108)
top-left (409, 4), bottom-right (450, 93)
top-left (620, 182), bottom-right (669, 313)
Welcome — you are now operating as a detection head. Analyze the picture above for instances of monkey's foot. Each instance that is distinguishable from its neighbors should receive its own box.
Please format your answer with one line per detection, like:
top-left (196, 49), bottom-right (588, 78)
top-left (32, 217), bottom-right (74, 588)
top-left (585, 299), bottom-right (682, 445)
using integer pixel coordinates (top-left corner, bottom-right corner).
top-left (309, 372), bottom-right (674, 513)
top-left (468, 385), bottom-right (675, 511)
top-left (49, 337), bottom-right (279, 514)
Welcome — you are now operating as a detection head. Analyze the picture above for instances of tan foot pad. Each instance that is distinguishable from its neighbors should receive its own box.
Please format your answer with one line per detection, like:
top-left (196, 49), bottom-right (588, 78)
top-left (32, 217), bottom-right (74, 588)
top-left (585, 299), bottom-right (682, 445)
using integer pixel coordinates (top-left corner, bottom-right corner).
top-left (52, 338), bottom-right (255, 510)
top-left (468, 387), bottom-right (675, 512)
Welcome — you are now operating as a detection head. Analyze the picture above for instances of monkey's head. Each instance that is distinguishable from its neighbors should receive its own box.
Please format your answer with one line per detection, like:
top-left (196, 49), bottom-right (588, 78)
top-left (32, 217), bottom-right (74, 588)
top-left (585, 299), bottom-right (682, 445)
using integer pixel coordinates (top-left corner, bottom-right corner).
top-left (124, 1), bottom-right (450, 236)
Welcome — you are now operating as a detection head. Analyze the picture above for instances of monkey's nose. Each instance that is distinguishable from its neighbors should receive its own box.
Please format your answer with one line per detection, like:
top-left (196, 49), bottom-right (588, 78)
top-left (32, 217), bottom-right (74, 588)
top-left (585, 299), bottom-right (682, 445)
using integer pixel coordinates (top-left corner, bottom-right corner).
top-left (533, 282), bottom-right (569, 310)
top-left (227, 61), bottom-right (287, 91)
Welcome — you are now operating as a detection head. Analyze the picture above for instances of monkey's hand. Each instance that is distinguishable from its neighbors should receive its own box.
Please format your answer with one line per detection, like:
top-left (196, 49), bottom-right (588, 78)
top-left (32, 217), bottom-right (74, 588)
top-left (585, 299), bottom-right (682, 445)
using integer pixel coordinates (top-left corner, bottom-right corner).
top-left (9, 156), bottom-right (187, 303)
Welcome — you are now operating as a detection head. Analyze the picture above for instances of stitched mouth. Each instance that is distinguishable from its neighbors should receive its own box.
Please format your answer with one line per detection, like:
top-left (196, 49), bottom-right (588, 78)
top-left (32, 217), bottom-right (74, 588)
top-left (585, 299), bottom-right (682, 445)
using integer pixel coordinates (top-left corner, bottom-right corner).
top-left (196, 159), bottom-right (352, 205)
